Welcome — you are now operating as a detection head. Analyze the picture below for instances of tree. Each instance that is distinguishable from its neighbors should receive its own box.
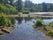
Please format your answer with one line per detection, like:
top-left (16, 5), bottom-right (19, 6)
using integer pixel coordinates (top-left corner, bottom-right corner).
top-left (16, 0), bottom-right (22, 12)
top-left (0, 0), bottom-right (4, 4)
top-left (9, 0), bottom-right (14, 6)
top-left (25, 0), bottom-right (34, 12)
top-left (49, 4), bottom-right (53, 11)
top-left (0, 0), bottom-right (9, 4)
top-left (25, 0), bottom-right (29, 8)
top-left (42, 2), bottom-right (48, 12)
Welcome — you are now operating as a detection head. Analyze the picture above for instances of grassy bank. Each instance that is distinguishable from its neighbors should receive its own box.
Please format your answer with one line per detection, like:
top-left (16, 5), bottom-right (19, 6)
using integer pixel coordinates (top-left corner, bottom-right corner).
top-left (0, 13), bottom-right (15, 35)
top-left (33, 18), bottom-right (53, 37)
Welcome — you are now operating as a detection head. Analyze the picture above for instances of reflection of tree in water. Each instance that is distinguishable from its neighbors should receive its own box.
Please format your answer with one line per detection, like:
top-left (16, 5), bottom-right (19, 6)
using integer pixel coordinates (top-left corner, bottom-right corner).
top-left (10, 17), bottom-right (33, 25)
top-left (15, 17), bottom-right (23, 24)
top-left (24, 17), bottom-right (32, 23)
top-left (10, 17), bottom-right (15, 25)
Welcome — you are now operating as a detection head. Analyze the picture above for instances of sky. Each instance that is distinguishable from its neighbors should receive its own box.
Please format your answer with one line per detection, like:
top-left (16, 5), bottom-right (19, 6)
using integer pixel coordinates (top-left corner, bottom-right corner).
top-left (22, 0), bottom-right (53, 4)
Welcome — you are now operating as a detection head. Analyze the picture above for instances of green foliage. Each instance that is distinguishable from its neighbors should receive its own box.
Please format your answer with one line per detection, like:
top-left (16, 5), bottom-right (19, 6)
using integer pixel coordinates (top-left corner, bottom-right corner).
top-left (0, 4), bottom-right (17, 14)
top-left (9, 0), bottom-right (14, 5)
top-left (16, 0), bottom-right (22, 12)
top-left (44, 22), bottom-right (53, 36)
top-left (23, 0), bottom-right (53, 12)
top-left (22, 8), bottom-right (29, 14)
top-left (22, 8), bottom-right (29, 12)
top-left (0, 0), bottom-right (4, 4)
top-left (42, 2), bottom-right (48, 12)
top-left (0, 13), bottom-right (6, 26)
top-left (18, 13), bottom-right (21, 17)
top-left (45, 30), bottom-right (53, 36)
top-left (35, 18), bottom-right (43, 26)
top-left (0, 13), bottom-right (11, 26)
top-left (48, 22), bottom-right (53, 27)
top-left (5, 19), bottom-right (11, 26)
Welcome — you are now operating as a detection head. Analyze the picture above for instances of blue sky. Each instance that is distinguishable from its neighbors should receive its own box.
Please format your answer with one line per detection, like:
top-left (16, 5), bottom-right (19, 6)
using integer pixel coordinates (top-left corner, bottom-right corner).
top-left (22, 0), bottom-right (53, 3)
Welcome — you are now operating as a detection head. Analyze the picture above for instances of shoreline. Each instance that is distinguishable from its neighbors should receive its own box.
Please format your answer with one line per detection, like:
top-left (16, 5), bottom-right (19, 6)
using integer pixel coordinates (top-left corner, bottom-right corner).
top-left (0, 25), bottom-right (15, 35)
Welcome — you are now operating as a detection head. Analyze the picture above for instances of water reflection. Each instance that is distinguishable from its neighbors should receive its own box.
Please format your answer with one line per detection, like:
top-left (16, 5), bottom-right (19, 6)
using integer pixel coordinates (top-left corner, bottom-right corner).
top-left (15, 17), bottom-right (23, 24)
top-left (0, 17), bottom-right (53, 40)
top-left (10, 17), bottom-right (53, 25)
top-left (9, 17), bottom-right (15, 24)
top-left (24, 17), bottom-right (33, 23)
top-left (15, 17), bottom-right (33, 24)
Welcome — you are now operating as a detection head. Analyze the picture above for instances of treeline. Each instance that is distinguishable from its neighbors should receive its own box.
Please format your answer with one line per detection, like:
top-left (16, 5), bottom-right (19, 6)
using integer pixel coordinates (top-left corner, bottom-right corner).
top-left (23, 0), bottom-right (53, 12)
top-left (15, 0), bottom-right (53, 12)
top-left (0, 0), bottom-right (53, 13)
top-left (28, 3), bottom-right (53, 12)
top-left (0, 0), bottom-right (17, 14)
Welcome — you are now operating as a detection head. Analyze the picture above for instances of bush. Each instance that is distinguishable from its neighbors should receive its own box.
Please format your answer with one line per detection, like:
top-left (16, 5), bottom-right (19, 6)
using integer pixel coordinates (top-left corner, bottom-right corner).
top-left (0, 13), bottom-right (11, 26)
top-left (5, 19), bottom-right (11, 26)
top-left (0, 4), bottom-right (17, 14)
top-left (22, 8), bottom-right (29, 14)
top-left (45, 30), bottom-right (53, 36)
top-left (35, 18), bottom-right (43, 26)
top-left (0, 13), bottom-right (6, 26)
top-left (48, 22), bottom-right (53, 27)
top-left (45, 24), bottom-right (53, 36)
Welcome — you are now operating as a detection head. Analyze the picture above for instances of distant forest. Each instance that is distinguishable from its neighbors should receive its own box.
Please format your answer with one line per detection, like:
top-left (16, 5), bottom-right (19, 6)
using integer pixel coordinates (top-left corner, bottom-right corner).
top-left (0, 0), bottom-right (53, 13)
top-left (22, 0), bottom-right (53, 12)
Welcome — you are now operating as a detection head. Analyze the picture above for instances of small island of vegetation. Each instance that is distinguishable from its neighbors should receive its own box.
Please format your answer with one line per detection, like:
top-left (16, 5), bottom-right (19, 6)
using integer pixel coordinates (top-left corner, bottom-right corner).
top-left (33, 18), bottom-right (53, 37)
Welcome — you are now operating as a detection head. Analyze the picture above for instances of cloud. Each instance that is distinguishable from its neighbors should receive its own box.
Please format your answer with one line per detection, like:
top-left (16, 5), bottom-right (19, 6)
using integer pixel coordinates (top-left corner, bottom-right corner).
top-left (22, 0), bottom-right (53, 3)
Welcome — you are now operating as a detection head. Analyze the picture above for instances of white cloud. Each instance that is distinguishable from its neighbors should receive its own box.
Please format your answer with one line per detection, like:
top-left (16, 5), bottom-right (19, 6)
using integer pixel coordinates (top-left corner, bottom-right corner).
top-left (22, 0), bottom-right (53, 3)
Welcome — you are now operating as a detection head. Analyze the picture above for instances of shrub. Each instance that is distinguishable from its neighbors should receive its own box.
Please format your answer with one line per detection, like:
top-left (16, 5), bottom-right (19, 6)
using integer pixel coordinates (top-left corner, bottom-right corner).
top-left (0, 13), bottom-right (6, 26)
top-left (48, 22), bottom-right (53, 27)
top-left (45, 30), bottom-right (53, 36)
top-left (5, 19), bottom-right (11, 26)
top-left (0, 4), bottom-right (17, 14)
top-left (22, 8), bottom-right (29, 14)
top-left (0, 13), bottom-right (11, 26)
top-left (45, 24), bottom-right (53, 36)
top-left (35, 18), bottom-right (43, 26)
top-left (18, 13), bottom-right (21, 17)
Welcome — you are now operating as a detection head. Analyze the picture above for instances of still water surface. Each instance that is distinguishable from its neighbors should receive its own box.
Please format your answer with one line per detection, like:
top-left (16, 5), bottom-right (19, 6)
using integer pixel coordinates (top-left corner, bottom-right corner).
top-left (0, 17), bottom-right (53, 40)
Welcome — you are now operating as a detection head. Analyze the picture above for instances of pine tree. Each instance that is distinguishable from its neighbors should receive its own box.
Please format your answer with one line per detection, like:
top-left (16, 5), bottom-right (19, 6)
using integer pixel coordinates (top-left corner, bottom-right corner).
top-left (17, 0), bottom-right (22, 12)
top-left (42, 2), bottom-right (48, 12)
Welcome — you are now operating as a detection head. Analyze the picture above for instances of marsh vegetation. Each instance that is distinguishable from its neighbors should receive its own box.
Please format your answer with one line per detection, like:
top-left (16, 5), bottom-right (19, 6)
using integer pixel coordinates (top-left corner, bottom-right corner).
top-left (33, 18), bottom-right (53, 37)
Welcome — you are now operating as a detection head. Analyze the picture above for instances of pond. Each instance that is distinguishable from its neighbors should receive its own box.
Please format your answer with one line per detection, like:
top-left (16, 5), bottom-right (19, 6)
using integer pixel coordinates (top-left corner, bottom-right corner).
top-left (0, 17), bottom-right (53, 40)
